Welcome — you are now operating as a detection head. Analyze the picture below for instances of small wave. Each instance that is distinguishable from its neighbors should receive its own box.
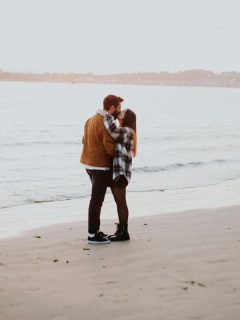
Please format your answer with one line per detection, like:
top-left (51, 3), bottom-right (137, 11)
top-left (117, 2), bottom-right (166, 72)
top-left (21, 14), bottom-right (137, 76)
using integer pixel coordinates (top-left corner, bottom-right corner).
top-left (133, 159), bottom-right (240, 173)
top-left (0, 141), bottom-right (81, 147)
top-left (0, 194), bottom-right (90, 210)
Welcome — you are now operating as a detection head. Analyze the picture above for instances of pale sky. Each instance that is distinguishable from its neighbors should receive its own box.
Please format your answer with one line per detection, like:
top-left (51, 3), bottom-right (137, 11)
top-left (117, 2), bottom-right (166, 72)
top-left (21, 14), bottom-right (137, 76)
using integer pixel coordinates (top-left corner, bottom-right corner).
top-left (0, 0), bottom-right (240, 73)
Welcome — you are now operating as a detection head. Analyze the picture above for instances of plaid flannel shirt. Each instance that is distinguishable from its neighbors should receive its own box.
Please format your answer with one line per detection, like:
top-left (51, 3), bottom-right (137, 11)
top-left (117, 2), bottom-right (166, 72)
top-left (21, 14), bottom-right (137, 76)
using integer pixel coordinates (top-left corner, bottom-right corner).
top-left (97, 109), bottom-right (134, 182)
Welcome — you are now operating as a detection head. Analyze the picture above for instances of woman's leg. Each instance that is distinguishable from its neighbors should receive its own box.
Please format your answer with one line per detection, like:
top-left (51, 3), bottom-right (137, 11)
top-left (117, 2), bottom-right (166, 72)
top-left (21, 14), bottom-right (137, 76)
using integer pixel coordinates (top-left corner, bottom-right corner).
top-left (111, 187), bottom-right (129, 225)
top-left (110, 186), bottom-right (130, 241)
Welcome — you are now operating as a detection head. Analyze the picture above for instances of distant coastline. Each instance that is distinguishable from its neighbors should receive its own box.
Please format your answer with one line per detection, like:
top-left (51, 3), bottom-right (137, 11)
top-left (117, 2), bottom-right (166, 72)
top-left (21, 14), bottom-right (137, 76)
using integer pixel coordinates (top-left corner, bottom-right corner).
top-left (1, 69), bottom-right (240, 88)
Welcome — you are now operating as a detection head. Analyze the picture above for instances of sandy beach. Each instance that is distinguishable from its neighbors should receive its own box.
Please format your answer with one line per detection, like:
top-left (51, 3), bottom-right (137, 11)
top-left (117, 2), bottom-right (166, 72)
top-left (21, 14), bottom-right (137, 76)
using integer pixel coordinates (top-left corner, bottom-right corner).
top-left (1, 203), bottom-right (240, 320)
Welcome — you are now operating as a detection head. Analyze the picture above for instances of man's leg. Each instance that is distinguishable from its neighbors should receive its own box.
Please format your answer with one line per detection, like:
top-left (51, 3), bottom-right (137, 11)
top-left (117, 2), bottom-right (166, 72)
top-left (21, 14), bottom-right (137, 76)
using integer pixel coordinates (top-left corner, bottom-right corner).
top-left (86, 169), bottom-right (109, 234)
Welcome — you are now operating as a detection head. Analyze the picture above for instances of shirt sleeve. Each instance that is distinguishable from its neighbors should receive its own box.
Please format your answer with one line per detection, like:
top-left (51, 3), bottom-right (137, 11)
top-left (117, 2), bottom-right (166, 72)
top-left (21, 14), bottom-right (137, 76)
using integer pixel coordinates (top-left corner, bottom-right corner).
top-left (104, 114), bottom-right (128, 143)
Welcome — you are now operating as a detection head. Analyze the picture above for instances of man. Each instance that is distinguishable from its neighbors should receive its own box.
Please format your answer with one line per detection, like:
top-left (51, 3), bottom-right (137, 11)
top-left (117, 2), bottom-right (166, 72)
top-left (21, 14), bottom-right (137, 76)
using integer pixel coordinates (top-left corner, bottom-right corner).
top-left (80, 94), bottom-right (123, 244)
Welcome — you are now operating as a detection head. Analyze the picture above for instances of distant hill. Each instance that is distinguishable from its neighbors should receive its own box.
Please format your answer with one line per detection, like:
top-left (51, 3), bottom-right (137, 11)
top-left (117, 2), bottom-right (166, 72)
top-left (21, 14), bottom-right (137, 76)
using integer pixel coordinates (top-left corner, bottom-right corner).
top-left (1, 69), bottom-right (240, 88)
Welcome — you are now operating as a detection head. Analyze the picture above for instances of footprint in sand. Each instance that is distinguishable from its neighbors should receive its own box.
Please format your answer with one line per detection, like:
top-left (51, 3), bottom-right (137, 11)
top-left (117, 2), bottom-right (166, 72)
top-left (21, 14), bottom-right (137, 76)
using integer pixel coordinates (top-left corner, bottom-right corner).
top-left (184, 280), bottom-right (206, 288)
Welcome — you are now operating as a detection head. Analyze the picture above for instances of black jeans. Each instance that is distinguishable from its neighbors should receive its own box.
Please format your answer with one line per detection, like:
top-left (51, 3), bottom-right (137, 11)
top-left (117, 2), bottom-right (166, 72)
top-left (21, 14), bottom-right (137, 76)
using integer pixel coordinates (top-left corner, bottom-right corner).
top-left (86, 169), bottom-right (111, 234)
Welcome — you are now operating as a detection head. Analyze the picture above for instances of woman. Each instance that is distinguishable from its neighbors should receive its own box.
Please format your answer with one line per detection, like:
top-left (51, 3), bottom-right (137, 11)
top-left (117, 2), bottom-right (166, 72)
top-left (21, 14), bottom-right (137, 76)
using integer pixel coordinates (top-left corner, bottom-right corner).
top-left (103, 109), bottom-right (137, 241)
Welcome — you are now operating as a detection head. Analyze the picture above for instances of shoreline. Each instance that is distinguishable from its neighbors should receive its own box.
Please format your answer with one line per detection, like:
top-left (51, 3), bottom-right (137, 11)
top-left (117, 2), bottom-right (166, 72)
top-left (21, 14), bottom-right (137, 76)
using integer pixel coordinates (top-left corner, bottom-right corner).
top-left (1, 205), bottom-right (240, 319)
top-left (0, 203), bottom-right (239, 242)
top-left (1, 176), bottom-right (238, 211)
top-left (1, 177), bottom-right (240, 240)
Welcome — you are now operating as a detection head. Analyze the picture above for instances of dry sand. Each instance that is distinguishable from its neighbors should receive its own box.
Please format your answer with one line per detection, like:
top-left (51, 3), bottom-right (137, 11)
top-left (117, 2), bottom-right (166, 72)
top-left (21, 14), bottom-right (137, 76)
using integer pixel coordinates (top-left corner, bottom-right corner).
top-left (1, 205), bottom-right (240, 320)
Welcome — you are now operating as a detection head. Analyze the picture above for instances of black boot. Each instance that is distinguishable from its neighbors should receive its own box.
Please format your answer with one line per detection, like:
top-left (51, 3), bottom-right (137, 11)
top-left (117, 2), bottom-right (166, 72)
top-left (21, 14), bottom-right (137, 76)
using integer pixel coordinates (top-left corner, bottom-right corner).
top-left (109, 223), bottom-right (130, 241)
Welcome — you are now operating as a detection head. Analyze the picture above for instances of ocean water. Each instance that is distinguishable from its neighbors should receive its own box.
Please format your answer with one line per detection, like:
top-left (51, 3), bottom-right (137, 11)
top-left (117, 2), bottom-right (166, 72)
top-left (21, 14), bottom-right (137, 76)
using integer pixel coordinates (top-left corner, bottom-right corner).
top-left (0, 81), bottom-right (240, 209)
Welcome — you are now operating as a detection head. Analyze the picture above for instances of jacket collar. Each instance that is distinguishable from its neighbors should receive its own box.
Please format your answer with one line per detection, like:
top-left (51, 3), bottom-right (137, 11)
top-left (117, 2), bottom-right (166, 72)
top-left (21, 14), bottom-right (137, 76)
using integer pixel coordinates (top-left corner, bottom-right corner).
top-left (97, 109), bottom-right (109, 116)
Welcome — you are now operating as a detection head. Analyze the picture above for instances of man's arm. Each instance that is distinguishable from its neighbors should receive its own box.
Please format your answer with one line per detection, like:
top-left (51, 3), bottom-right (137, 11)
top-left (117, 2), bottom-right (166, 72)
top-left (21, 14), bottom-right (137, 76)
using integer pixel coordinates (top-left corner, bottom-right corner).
top-left (102, 127), bottom-right (116, 157)
top-left (81, 119), bottom-right (90, 144)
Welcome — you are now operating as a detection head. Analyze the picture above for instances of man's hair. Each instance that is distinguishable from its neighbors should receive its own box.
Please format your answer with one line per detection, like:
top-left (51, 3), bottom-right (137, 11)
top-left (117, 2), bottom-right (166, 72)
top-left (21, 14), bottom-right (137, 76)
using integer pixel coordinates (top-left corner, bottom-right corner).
top-left (103, 94), bottom-right (124, 110)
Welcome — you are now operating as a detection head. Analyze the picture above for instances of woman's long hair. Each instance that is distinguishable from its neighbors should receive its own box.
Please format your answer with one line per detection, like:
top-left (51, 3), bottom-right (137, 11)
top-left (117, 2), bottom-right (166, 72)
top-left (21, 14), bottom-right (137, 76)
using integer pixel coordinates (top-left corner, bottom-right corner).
top-left (122, 109), bottom-right (137, 157)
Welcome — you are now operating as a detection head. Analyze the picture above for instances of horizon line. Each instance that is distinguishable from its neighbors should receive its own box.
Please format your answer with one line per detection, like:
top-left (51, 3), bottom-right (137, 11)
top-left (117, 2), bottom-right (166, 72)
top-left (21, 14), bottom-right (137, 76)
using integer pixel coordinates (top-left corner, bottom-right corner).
top-left (1, 68), bottom-right (240, 75)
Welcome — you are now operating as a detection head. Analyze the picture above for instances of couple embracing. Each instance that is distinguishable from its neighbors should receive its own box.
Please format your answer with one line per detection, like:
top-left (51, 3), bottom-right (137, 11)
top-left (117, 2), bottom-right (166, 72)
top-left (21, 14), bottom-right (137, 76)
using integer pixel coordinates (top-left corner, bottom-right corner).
top-left (80, 94), bottom-right (137, 244)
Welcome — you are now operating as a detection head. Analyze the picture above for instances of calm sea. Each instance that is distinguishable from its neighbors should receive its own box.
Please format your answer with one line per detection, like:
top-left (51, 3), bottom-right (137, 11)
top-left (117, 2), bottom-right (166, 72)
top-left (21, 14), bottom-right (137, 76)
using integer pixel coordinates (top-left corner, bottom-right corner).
top-left (0, 81), bottom-right (240, 209)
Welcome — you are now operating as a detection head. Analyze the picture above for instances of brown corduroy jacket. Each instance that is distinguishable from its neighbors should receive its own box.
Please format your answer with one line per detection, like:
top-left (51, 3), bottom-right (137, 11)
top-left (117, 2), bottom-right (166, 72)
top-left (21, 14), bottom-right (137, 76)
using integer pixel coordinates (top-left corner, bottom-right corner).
top-left (80, 113), bottom-right (116, 167)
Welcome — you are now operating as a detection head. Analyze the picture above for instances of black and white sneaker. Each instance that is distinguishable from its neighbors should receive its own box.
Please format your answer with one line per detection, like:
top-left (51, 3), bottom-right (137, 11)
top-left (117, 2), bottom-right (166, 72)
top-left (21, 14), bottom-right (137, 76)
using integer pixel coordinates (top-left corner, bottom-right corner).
top-left (88, 232), bottom-right (110, 244)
